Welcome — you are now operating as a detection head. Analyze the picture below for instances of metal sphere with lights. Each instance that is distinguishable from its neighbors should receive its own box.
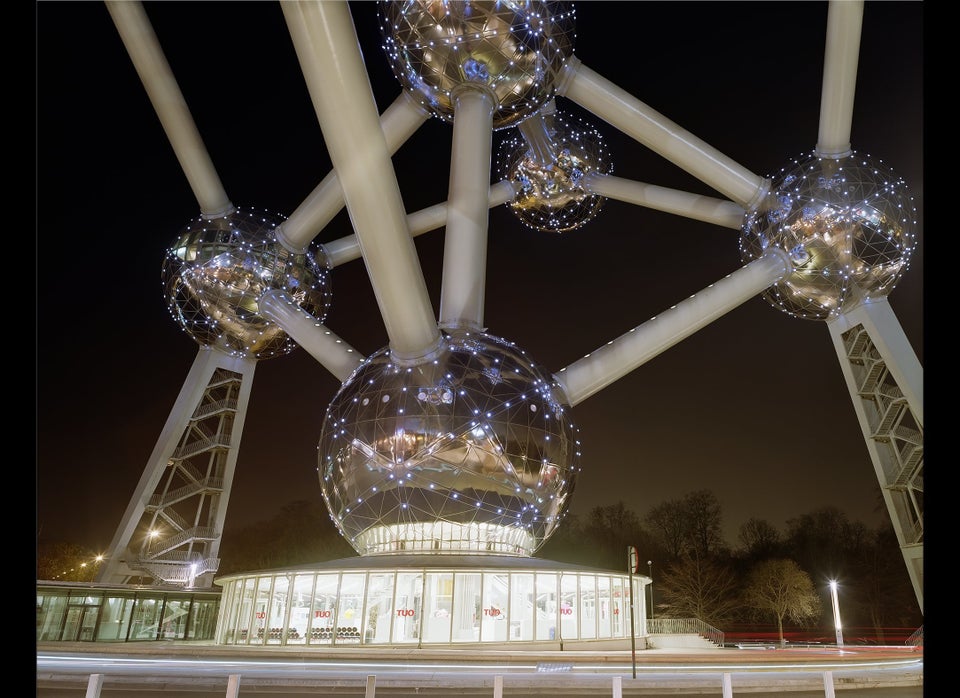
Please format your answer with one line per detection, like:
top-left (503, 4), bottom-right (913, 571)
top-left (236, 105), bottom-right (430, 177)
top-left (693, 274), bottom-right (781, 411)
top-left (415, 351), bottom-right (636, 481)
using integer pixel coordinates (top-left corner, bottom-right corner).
top-left (161, 206), bottom-right (333, 359)
top-left (498, 108), bottom-right (612, 232)
top-left (318, 329), bottom-right (581, 557)
top-left (740, 150), bottom-right (917, 320)
top-left (377, 0), bottom-right (577, 130)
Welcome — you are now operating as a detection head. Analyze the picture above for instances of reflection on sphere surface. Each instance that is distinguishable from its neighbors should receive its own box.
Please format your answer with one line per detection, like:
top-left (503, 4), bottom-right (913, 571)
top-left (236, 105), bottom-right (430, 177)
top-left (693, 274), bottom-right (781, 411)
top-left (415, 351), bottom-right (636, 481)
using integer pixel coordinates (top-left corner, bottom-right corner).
top-left (161, 207), bottom-right (332, 359)
top-left (378, 0), bottom-right (576, 129)
top-left (740, 151), bottom-right (917, 320)
top-left (498, 110), bottom-right (612, 232)
top-left (318, 330), bottom-right (581, 557)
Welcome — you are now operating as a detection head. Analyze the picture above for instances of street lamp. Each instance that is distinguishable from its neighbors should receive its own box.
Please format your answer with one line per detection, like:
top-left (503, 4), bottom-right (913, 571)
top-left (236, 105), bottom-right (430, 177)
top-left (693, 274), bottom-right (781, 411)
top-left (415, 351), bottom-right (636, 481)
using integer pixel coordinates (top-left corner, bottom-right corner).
top-left (829, 580), bottom-right (844, 648)
top-left (647, 561), bottom-right (654, 621)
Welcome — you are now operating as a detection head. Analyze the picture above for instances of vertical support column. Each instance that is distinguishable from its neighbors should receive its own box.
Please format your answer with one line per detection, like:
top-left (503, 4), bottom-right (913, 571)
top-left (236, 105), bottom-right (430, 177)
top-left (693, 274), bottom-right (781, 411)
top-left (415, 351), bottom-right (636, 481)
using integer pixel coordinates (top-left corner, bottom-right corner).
top-left (365, 674), bottom-right (377, 698)
top-left (225, 674), bottom-right (241, 698)
top-left (816, 0), bottom-right (864, 157)
top-left (494, 674), bottom-right (503, 698)
top-left (722, 672), bottom-right (733, 698)
top-left (612, 675), bottom-right (623, 698)
top-left (823, 670), bottom-right (836, 698)
top-left (439, 87), bottom-right (496, 332)
top-left (85, 674), bottom-right (104, 698)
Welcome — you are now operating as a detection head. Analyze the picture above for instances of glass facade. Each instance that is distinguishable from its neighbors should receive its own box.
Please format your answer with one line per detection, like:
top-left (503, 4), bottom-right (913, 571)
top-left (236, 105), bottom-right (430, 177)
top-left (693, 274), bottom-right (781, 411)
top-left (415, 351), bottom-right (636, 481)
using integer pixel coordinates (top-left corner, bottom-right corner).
top-left (38, 560), bottom-right (651, 648)
top-left (215, 557), bottom-right (648, 647)
top-left (36, 582), bottom-right (219, 643)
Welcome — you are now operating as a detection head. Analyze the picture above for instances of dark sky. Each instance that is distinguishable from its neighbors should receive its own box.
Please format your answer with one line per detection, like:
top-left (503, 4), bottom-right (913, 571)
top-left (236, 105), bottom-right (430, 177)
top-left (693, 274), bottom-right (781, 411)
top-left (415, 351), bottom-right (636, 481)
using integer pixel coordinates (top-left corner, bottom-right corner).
top-left (36, 2), bottom-right (923, 553)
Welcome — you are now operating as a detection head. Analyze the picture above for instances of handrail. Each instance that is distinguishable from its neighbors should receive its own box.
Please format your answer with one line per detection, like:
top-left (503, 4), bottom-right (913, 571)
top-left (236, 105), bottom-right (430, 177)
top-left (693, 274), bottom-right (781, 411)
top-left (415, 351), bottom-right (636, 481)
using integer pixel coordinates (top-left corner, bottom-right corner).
top-left (647, 617), bottom-right (724, 647)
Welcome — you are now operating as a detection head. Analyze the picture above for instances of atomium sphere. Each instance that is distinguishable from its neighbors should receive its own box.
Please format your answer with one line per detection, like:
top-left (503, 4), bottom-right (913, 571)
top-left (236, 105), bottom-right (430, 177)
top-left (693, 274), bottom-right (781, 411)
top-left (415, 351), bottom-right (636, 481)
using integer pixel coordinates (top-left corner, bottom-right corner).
top-left (377, 0), bottom-right (576, 130)
top-left (497, 110), bottom-right (612, 232)
top-left (740, 150), bottom-right (917, 320)
top-left (161, 206), bottom-right (332, 359)
top-left (318, 330), bottom-right (581, 557)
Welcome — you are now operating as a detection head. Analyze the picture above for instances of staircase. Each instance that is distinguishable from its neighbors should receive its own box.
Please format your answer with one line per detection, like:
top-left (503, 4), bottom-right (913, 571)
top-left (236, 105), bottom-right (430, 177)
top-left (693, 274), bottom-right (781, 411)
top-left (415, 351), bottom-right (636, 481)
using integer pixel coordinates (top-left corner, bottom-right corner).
top-left (647, 618), bottom-right (724, 649)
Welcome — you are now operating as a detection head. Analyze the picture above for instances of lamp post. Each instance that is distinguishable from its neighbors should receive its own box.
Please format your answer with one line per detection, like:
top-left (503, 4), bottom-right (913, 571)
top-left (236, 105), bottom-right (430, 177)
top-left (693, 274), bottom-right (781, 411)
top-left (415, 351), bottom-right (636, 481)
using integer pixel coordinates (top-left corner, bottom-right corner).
top-left (647, 561), bottom-right (654, 622)
top-left (829, 580), bottom-right (844, 648)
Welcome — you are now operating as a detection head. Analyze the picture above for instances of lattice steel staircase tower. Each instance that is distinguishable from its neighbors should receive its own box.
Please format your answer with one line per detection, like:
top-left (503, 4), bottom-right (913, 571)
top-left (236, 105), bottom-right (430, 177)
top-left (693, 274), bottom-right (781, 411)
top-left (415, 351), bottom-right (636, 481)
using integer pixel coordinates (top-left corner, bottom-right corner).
top-left (97, 348), bottom-right (255, 588)
top-left (828, 297), bottom-right (923, 613)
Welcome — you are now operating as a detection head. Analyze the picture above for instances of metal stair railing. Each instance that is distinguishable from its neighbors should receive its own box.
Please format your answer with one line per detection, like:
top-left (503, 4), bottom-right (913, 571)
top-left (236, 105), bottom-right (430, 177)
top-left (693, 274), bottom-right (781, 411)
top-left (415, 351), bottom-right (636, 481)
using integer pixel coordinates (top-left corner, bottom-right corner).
top-left (147, 476), bottom-right (225, 509)
top-left (145, 526), bottom-right (220, 557)
top-left (843, 326), bottom-right (871, 361)
top-left (646, 617), bottom-right (724, 647)
top-left (173, 434), bottom-right (234, 460)
top-left (193, 396), bottom-right (239, 420)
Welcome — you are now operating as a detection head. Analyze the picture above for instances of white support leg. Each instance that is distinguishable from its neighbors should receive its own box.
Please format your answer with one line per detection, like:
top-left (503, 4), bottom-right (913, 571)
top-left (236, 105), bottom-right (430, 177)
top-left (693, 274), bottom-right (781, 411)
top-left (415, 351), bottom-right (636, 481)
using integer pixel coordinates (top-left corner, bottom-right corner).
top-left (85, 674), bottom-right (104, 698)
top-left (823, 670), bottom-right (836, 698)
top-left (722, 672), bottom-right (733, 698)
top-left (97, 347), bottom-right (256, 587)
top-left (826, 297), bottom-right (923, 612)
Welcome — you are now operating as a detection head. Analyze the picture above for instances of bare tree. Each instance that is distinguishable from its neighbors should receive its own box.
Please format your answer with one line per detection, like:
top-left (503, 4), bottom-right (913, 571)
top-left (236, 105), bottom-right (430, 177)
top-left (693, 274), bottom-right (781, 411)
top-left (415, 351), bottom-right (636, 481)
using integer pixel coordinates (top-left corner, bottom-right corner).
top-left (849, 523), bottom-right (923, 637)
top-left (582, 501), bottom-right (649, 570)
top-left (682, 490), bottom-right (726, 559)
top-left (738, 518), bottom-right (782, 558)
top-left (658, 553), bottom-right (742, 626)
top-left (742, 558), bottom-right (821, 646)
top-left (217, 500), bottom-right (356, 575)
top-left (784, 506), bottom-right (867, 578)
top-left (645, 490), bottom-right (725, 561)
top-left (645, 498), bottom-right (689, 559)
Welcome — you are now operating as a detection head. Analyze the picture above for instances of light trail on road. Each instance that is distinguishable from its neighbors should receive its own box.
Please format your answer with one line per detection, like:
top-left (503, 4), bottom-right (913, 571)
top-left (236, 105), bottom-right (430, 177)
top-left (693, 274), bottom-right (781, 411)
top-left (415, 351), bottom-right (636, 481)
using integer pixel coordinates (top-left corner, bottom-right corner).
top-left (37, 648), bottom-right (923, 696)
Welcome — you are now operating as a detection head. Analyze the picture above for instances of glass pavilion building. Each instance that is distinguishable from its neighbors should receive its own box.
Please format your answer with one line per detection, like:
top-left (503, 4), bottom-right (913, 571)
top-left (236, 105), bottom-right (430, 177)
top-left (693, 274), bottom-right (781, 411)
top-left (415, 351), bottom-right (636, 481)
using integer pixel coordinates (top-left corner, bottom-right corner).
top-left (215, 555), bottom-right (649, 648)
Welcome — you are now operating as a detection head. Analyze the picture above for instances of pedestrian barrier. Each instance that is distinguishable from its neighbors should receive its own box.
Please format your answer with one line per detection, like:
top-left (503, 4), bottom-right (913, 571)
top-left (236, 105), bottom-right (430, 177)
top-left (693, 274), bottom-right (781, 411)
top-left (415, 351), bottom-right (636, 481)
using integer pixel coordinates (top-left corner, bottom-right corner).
top-left (75, 670), bottom-right (851, 696)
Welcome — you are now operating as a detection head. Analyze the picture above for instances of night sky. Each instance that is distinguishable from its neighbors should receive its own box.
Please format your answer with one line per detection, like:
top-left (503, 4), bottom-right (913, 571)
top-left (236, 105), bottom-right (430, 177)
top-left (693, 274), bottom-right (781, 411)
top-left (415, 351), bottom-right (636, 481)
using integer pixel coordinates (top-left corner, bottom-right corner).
top-left (36, 2), bottom-right (923, 554)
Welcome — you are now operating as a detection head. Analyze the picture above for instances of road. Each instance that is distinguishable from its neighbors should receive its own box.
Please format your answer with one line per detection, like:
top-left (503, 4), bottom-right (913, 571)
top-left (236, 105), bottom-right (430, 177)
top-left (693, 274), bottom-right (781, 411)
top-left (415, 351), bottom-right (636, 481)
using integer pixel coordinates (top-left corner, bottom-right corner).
top-left (36, 644), bottom-right (923, 696)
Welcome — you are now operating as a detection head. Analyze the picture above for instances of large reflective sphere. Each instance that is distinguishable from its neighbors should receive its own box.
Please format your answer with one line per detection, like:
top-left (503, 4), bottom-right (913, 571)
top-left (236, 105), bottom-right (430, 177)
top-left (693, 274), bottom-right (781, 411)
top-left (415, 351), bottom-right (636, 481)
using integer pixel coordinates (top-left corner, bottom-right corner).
top-left (378, 1), bottom-right (576, 130)
top-left (740, 151), bottom-right (917, 320)
top-left (162, 206), bottom-right (332, 359)
top-left (318, 330), bottom-right (581, 557)
top-left (498, 109), bottom-right (612, 232)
